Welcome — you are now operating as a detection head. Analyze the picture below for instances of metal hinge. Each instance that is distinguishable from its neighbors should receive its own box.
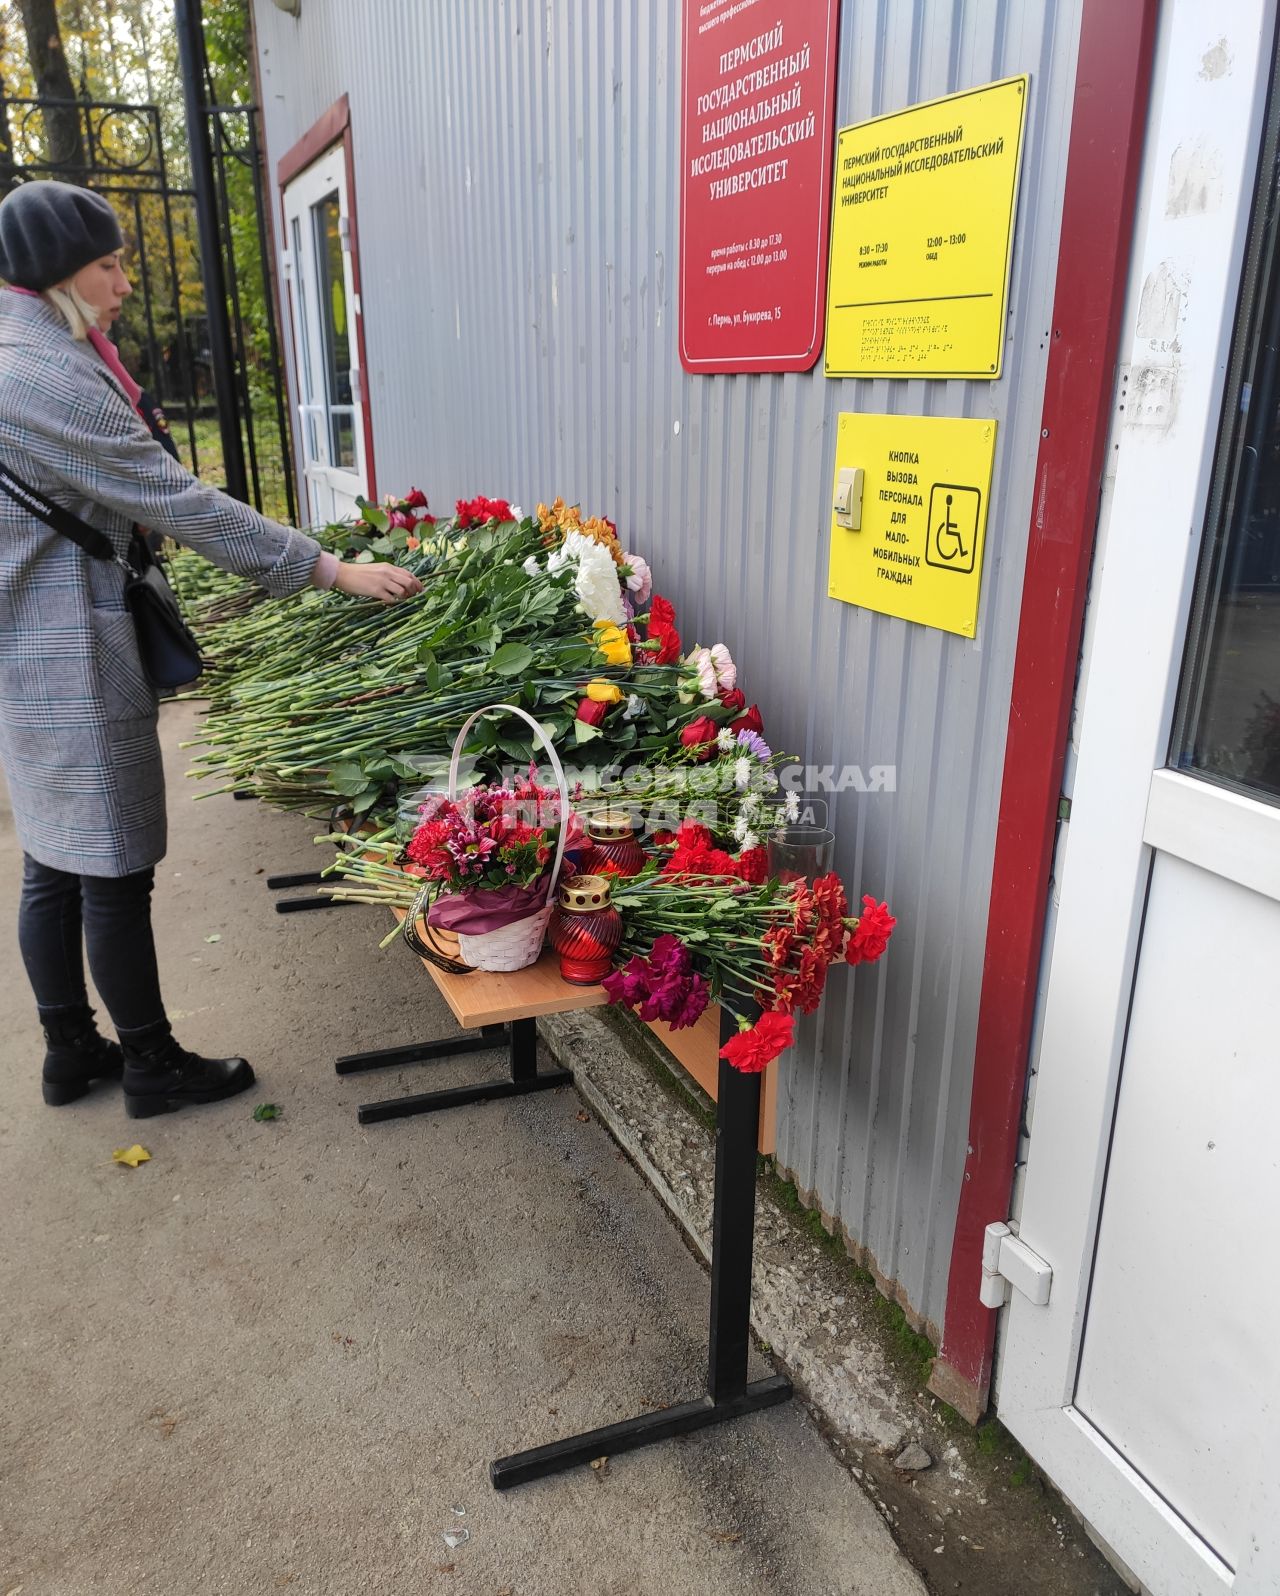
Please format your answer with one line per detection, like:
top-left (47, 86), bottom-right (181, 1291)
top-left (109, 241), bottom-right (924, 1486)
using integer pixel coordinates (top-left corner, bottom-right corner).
top-left (979, 1222), bottom-right (1053, 1308)
top-left (280, 248), bottom-right (293, 278)
top-left (338, 215), bottom-right (352, 252)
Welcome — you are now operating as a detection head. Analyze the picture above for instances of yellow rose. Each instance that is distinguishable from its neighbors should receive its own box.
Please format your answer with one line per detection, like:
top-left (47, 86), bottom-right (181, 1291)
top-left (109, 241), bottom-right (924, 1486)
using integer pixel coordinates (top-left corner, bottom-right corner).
top-left (585, 679), bottom-right (624, 703)
top-left (592, 620), bottom-right (632, 667)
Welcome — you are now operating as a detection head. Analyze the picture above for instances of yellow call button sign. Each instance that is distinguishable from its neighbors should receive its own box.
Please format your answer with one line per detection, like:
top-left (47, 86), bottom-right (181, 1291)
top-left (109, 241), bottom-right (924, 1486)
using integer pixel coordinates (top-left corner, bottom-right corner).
top-left (828, 412), bottom-right (996, 637)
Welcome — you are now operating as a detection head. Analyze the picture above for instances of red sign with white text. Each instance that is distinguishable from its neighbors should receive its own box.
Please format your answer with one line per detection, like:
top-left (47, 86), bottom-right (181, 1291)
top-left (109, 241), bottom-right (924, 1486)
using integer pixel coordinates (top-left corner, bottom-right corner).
top-left (679, 0), bottom-right (840, 372)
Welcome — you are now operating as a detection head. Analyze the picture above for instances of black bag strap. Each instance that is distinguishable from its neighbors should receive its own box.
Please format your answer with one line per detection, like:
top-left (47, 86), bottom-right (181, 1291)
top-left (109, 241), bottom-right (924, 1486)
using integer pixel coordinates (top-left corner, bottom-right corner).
top-left (0, 459), bottom-right (127, 568)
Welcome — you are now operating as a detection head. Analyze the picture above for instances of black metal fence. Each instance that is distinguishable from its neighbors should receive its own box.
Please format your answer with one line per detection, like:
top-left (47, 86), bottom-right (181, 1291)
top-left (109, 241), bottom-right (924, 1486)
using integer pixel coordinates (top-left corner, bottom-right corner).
top-left (0, 84), bottom-right (295, 523)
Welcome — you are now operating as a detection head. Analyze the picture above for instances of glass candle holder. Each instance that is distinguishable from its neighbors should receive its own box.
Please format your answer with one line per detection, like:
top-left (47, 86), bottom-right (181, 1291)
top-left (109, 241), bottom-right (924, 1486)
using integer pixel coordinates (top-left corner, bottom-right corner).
top-left (548, 874), bottom-right (624, 985)
top-left (767, 825), bottom-right (836, 884)
top-left (579, 809), bottom-right (648, 878)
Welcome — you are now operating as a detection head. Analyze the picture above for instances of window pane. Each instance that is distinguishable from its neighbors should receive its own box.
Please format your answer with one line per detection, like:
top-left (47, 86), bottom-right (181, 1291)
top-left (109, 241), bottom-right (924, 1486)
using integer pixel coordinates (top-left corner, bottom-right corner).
top-left (291, 216), bottom-right (316, 413)
top-left (311, 191), bottom-right (353, 423)
top-left (1175, 196), bottom-right (1280, 804)
top-left (330, 408), bottom-right (356, 472)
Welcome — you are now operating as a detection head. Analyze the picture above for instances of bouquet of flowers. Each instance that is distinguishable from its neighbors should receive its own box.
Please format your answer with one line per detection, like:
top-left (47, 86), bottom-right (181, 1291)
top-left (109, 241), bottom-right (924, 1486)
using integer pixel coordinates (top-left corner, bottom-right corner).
top-left (602, 840), bottom-right (896, 1073)
top-left (403, 768), bottom-right (576, 943)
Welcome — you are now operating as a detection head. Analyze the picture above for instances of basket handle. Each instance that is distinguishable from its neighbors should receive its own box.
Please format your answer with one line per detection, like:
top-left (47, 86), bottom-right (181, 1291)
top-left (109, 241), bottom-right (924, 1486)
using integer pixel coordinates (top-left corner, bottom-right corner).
top-left (447, 702), bottom-right (571, 895)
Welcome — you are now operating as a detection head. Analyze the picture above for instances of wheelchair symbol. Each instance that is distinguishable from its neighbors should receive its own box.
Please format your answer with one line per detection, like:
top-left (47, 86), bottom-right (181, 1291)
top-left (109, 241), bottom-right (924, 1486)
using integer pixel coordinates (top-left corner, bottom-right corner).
top-left (925, 483), bottom-right (980, 574)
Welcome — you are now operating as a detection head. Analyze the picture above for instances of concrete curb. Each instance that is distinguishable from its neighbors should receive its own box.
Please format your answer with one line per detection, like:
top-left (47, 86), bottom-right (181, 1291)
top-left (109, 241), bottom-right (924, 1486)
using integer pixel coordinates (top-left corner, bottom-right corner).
top-left (537, 1006), bottom-right (932, 1460)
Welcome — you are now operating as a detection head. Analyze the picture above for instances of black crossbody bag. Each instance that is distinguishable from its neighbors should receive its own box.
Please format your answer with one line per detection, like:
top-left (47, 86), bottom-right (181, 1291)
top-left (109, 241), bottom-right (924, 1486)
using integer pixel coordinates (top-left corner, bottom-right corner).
top-left (0, 461), bottom-right (204, 690)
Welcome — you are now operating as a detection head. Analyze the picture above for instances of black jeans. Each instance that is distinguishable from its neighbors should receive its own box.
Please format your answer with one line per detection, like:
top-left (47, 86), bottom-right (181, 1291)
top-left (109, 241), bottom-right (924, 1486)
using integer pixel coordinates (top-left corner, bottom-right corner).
top-left (18, 855), bottom-right (167, 1040)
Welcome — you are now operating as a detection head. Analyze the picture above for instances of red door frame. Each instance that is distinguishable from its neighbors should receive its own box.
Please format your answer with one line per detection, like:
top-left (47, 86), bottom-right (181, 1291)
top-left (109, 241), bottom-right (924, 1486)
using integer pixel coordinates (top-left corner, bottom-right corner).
top-left (929, 0), bottom-right (1161, 1422)
top-left (274, 94), bottom-right (379, 509)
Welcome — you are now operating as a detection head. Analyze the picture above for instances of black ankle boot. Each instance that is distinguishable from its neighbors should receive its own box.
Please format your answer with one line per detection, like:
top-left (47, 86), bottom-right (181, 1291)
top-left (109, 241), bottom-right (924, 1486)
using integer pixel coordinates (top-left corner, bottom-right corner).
top-left (121, 1031), bottom-right (255, 1119)
top-left (41, 1007), bottom-right (124, 1107)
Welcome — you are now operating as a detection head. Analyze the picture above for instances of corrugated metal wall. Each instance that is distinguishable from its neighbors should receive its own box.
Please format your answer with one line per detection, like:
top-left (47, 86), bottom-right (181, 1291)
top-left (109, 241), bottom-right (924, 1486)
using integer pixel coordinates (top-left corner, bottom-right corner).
top-left (252, 0), bottom-right (1082, 1340)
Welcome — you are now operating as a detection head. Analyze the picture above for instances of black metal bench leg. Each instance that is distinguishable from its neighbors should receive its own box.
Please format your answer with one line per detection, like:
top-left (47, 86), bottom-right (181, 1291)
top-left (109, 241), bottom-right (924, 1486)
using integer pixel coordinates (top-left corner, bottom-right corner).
top-left (489, 1010), bottom-right (791, 1488)
top-left (352, 1016), bottom-right (572, 1125)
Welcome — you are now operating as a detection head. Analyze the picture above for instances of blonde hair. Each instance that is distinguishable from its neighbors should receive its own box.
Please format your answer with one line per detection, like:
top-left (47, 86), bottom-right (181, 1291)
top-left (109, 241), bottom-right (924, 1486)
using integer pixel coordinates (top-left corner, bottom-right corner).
top-left (42, 281), bottom-right (102, 341)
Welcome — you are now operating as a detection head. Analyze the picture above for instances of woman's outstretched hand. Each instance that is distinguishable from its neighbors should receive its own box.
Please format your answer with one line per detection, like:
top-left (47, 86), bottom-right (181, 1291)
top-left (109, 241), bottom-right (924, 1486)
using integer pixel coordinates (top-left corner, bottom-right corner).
top-left (333, 561), bottom-right (423, 604)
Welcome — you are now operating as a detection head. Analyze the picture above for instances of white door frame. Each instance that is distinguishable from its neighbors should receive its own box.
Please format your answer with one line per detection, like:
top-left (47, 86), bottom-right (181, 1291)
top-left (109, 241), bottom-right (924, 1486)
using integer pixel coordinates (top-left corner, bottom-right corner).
top-left (281, 145), bottom-right (367, 526)
top-left (995, 5), bottom-right (1280, 1593)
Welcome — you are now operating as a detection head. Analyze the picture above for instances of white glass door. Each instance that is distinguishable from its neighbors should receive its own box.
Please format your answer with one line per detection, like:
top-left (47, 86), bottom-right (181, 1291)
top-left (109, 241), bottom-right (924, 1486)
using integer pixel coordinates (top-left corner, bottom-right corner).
top-left (996, 8), bottom-right (1280, 1595)
top-left (282, 148), bottom-right (366, 527)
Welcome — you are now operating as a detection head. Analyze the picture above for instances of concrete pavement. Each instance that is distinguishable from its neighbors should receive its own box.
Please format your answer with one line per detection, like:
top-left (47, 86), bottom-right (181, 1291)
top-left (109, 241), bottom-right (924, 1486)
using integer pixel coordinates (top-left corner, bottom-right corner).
top-left (0, 698), bottom-right (927, 1596)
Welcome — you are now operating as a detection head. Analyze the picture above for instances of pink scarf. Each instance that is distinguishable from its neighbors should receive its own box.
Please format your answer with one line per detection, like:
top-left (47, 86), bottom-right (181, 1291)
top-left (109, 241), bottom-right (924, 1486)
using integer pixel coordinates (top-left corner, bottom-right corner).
top-left (8, 284), bottom-right (144, 416)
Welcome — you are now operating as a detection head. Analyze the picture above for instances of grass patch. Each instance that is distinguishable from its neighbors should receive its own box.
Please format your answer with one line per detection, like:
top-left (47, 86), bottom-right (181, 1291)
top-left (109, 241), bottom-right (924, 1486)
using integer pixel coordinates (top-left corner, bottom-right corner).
top-left (175, 413), bottom-right (293, 525)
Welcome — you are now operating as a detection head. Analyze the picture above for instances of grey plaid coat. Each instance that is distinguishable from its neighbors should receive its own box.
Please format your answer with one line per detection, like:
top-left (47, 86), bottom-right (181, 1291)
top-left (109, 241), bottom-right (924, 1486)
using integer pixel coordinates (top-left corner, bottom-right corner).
top-left (0, 291), bottom-right (322, 876)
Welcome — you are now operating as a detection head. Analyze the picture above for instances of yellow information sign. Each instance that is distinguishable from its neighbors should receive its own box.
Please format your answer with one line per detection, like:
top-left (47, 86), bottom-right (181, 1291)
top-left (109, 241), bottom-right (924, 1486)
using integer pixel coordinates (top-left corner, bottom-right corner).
top-left (824, 76), bottom-right (1028, 379)
top-left (828, 412), bottom-right (996, 637)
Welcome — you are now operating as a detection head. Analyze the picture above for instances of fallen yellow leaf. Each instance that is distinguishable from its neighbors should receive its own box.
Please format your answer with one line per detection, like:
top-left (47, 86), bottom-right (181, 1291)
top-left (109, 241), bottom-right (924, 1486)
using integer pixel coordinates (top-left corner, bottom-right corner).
top-left (112, 1144), bottom-right (151, 1168)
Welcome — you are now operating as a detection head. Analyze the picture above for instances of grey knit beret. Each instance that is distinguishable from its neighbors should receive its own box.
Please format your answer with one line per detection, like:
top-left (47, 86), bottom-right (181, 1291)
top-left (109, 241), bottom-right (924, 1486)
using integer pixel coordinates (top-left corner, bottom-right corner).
top-left (0, 180), bottom-right (125, 291)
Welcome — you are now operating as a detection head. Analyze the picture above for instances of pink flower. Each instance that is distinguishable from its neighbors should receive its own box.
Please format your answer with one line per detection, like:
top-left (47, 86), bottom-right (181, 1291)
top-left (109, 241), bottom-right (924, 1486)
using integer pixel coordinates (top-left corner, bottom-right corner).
top-left (709, 643), bottom-right (736, 693)
top-left (623, 552), bottom-right (652, 604)
top-left (686, 647), bottom-right (718, 699)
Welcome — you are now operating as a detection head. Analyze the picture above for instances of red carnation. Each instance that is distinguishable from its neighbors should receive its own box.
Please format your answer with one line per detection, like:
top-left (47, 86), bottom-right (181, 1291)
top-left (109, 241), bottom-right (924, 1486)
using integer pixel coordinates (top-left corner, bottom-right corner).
top-left (812, 871), bottom-right (848, 927)
top-left (647, 593), bottom-right (682, 665)
top-left (719, 1010), bottom-right (795, 1073)
top-left (576, 698), bottom-right (608, 727)
top-left (734, 846), bottom-right (768, 883)
top-left (845, 897), bottom-right (897, 965)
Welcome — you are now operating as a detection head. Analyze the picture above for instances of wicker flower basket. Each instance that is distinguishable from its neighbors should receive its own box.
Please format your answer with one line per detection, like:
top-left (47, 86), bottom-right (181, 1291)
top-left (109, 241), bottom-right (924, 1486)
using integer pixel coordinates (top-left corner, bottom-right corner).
top-left (412, 702), bottom-right (570, 974)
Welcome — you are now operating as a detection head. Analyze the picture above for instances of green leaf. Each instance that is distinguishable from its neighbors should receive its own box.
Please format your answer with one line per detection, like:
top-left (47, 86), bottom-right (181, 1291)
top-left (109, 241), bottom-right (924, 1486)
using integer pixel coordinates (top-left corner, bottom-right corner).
top-left (353, 550), bottom-right (376, 564)
top-left (327, 762), bottom-right (367, 796)
top-left (350, 788), bottom-right (382, 815)
top-left (491, 642), bottom-right (535, 677)
top-left (361, 505), bottom-right (390, 532)
top-left (368, 536), bottom-right (394, 556)
top-left (252, 1103), bottom-right (282, 1122)
top-left (415, 644), bottom-right (438, 667)
top-left (573, 719), bottom-right (603, 745)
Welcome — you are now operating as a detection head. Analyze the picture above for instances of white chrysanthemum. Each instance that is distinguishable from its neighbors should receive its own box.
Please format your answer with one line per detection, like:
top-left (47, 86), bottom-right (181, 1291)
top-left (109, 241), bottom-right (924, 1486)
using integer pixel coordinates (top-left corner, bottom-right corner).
top-left (522, 555), bottom-right (541, 577)
top-left (623, 693), bottom-right (644, 720)
top-left (510, 504), bottom-right (524, 520)
top-left (740, 828), bottom-right (759, 852)
top-left (742, 789), bottom-right (765, 816)
top-left (785, 789), bottom-right (801, 821)
top-left (543, 532), bottom-right (626, 623)
top-left (716, 728), bottom-right (737, 753)
top-left (732, 811), bottom-right (750, 842)
top-left (733, 756), bottom-right (753, 791)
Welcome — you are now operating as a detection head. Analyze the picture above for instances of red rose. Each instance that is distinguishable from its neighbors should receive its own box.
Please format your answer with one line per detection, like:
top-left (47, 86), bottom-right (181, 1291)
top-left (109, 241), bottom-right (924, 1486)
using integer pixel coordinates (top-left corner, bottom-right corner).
top-left (719, 1010), bottom-right (795, 1073)
top-left (403, 488), bottom-right (429, 509)
top-left (576, 698), bottom-right (608, 727)
top-left (729, 704), bottom-right (764, 736)
top-left (679, 716), bottom-right (718, 760)
top-left (718, 687), bottom-right (746, 714)
top-left (845, 897), bottom-right (897, 965)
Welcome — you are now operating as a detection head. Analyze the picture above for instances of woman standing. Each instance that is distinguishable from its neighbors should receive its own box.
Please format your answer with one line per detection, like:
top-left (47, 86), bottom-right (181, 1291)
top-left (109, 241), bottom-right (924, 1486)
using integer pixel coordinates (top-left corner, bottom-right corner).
top-left (0, 180), bottom-right (420, 1117)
